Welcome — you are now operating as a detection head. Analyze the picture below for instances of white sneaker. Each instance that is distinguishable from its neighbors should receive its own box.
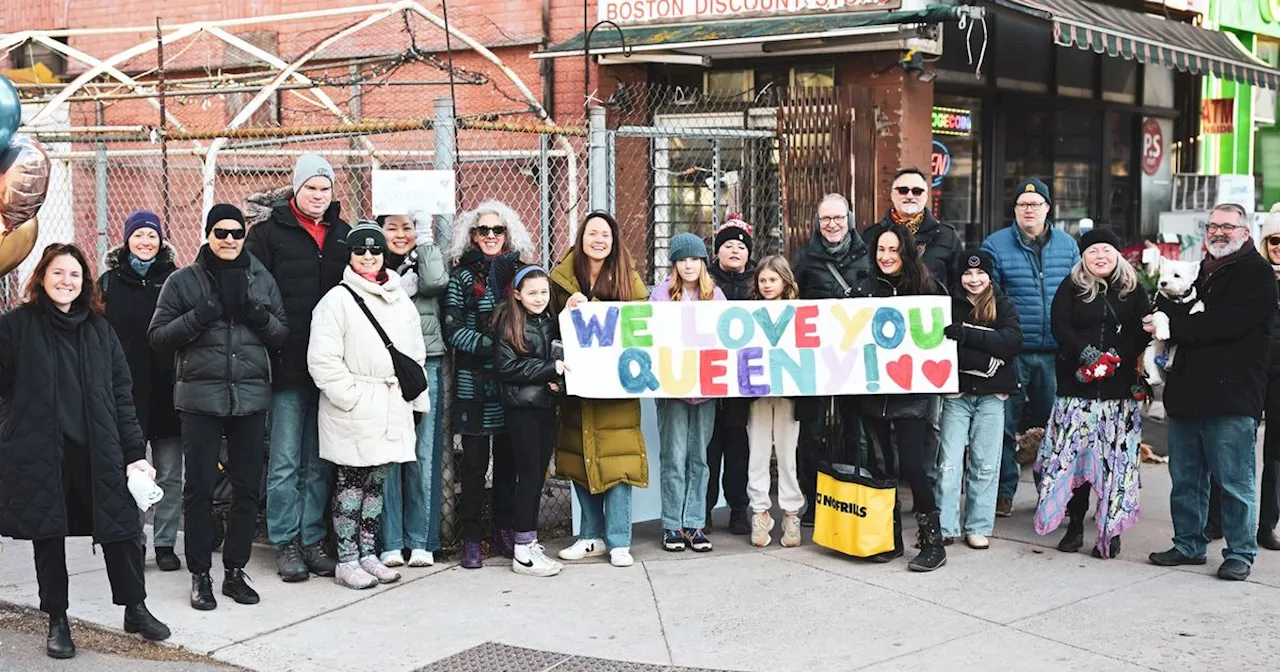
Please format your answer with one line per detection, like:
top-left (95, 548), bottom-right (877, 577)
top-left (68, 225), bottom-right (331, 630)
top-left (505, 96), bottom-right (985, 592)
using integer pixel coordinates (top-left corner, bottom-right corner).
top-left (780, 513), bottom-right (802, 548)
top-left (359, 555), bottom-right (401, 584)
top-left (558, 538), bottom-right (607, 561)
top-left (380, 550), bottom-right (406, 567)
top-left (610, 547), bottom-right (634, 567)
top-left (966, 534), bottom-right (990, 550)
top-left (407, 549), bottom-right (434, 567)
top-left (751, 512), bottom-right (775, 548)
top-left (513, 543), bottom-right (562, 577)
top-left (334, 561), bottom-right (377, 590)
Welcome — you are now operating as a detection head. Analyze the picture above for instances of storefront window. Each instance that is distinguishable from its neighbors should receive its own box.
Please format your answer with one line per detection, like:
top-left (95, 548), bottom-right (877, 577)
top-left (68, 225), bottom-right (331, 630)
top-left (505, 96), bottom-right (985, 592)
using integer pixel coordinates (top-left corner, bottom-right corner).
top-left (705, 70), bottom-right (753, 99)
top-left (1102, 58), bottom-right (1138, 104)
top-left (1057, 47), bottom-right (1096, 98)
top-left (791, 65), bottom-right (834, 89)
top-left (995, 11), bottom-right (1050, 92)
top-left (1053, 111), bottom-right (1100, 233)
top-left (931, 98), bottom-right (983, 247)
top-left (1107, 113), bottom-right (1135, 241)
top-left (1002, 111), bottom-right (1052, 220)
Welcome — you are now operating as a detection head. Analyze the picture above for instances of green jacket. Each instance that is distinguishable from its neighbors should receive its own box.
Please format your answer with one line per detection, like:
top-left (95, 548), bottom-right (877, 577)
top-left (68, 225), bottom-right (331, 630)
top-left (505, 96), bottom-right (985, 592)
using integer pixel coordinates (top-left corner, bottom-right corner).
top-left (392, 241), bottom-right (450, 357)
top-left (550, 252), bottom-right (649, 493)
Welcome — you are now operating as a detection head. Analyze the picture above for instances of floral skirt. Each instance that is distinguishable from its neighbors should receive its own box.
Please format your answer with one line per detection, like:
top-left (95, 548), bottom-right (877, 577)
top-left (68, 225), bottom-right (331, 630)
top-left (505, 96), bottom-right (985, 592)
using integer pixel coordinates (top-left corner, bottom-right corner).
top-left (1033, 396), bottom-right (1142, 557)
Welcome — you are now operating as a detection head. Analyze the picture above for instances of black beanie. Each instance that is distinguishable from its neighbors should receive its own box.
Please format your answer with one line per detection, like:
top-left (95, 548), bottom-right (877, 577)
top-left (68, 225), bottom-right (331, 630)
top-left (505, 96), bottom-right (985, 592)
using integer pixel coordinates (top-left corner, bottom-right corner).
top-left (206, 203), bottom-right (246, 236)
top-left (1078, 227), bottom-right (1122, 254)
top-left (958, 249), bottom-right (995, 277)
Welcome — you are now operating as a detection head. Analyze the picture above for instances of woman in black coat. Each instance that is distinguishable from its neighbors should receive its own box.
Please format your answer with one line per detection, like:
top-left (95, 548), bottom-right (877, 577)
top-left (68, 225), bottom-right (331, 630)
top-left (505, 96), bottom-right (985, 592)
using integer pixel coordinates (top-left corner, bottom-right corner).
top-left (100, 210), bottom-right (183, 572)
top-left (856, 223), bottom-right (947, 572)
top-left (0, 243), bottom-right (170, 659)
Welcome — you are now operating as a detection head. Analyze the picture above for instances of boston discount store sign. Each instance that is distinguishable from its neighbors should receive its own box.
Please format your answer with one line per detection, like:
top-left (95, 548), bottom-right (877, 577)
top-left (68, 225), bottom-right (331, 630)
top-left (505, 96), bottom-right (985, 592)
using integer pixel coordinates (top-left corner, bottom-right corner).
top-left (599, 0), bottom-right (901, 24)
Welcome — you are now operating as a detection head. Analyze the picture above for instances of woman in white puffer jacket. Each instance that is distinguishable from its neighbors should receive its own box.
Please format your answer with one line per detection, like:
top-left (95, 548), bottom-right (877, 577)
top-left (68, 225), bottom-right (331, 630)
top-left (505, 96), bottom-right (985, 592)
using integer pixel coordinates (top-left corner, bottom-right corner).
top-left (308, 222), bottom-right (429, 590)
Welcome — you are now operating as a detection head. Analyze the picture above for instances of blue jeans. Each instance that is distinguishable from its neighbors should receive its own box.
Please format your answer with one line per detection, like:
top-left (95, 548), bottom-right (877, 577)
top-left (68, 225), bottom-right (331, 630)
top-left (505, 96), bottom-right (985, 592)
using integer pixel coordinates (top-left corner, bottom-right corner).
top-left (1000, 353), bottom-right (1057, 499)
top-left (575, 482), bottom-right (633, 549)
top-left (656, 399), bottom-right (715, 531)
top-left (1168, 415), bottom-right (1259, 564)
top-left (266, 386), bottom-right (332, 547)
top-left (938, 395), bottom-right (1005, 537)
top-left (381, 357), bottom-right (445, 552)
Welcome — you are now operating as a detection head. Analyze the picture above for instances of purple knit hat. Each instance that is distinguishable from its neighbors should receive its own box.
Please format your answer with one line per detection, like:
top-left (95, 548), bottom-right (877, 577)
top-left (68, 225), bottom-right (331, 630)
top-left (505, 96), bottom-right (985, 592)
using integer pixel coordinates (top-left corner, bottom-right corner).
top-left (123, 210), bottom-right (163, 242)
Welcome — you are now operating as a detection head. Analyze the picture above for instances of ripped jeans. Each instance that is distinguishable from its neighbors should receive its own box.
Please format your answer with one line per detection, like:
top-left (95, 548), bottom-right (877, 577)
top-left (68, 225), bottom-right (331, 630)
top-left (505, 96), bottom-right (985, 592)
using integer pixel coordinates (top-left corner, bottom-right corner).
top-left (938, 394), bottom-right (1006, 538)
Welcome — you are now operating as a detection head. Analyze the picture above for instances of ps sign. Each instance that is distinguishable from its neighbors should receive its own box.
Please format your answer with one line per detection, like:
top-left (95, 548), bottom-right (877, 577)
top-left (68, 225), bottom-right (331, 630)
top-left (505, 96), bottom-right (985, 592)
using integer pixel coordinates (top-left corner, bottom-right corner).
top-left (1141, 118), bottom-right (1163, 176)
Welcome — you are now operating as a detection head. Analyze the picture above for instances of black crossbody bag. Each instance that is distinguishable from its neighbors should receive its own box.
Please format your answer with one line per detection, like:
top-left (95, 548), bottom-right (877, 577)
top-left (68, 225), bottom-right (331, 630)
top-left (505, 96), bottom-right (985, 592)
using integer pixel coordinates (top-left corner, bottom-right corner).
top-left (340, 285), bottom-right (428, 401)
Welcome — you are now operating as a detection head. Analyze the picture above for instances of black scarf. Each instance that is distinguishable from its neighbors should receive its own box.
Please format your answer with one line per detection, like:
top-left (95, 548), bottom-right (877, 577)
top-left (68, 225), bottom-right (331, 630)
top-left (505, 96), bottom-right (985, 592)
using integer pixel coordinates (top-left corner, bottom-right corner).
top-left (1201, 243), bottom-right (1255, 279)
top-left (198, 244), bottom-right (251, 318)
top-left (39, 297), bottom-right (91, 445)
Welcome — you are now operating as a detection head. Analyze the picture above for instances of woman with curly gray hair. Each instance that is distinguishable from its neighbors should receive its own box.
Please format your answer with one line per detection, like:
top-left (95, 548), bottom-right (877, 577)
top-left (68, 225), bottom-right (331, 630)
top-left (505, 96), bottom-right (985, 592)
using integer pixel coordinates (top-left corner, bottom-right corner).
top-left (444, 200), bottom-right (535, 568)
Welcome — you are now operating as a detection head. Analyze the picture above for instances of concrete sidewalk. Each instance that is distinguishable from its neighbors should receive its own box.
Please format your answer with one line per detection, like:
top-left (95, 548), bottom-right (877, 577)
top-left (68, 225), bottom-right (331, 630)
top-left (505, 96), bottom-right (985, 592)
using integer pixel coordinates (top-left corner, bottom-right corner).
top-left (1, 451), bottom-right (1278, 671)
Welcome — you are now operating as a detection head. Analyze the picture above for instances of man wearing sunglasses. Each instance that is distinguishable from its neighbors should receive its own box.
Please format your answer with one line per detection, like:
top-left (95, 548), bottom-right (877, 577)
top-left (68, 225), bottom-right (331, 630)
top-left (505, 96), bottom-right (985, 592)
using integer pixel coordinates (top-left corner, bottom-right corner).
top-left (981, 177), bottom-right (1079, 518)
top-left (862, 167), bottom-right (961, 291)
top-left (150, 204), bottom-right (288, 610)
top-left (1148, 203), bottom-right (1278, 582)
top-left (245, 153), bottom-right (351, 583)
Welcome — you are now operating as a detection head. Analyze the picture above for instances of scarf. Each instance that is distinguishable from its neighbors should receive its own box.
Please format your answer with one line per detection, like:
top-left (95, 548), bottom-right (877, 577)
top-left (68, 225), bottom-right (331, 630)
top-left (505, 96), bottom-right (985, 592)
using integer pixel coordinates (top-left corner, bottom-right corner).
top-left (39, 294), bottom-right (91, 331)
top-left (198, 244), bottom-right (251, 319)
top-left (129, 253), bottom-right (156, 278)
top-left (821, 232), bottom-right (853, 259)
top-left (1200, 243), bottom-right (1254, 278)
top-left (890, 209), bottom-right (926, 235)
top-left (355, 267), bottom-right (389, 284)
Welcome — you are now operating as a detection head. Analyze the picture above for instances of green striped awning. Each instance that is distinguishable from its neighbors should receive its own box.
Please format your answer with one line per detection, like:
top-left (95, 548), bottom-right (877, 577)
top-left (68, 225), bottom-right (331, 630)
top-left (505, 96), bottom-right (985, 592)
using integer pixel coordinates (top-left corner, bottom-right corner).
top-left (998, 0), bottom-right (1280, 89)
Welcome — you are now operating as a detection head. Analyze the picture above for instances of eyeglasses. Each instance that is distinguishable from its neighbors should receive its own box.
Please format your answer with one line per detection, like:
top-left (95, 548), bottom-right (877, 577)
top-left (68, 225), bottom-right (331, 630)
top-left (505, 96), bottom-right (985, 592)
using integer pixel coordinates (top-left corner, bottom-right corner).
top-left (1014, 201), bottom-right (1047, 210)
top-left (211, 227), bottom-right (246, 240)
top-left (474, 225), bottom-right (507, 237)
top-left (894, 186), bottom-right (926, 196)
top-left (1267, 236), bottom-right (1280, 246)
top-left (818, 215), bottom-right (847, 225)
top-left (1204, 223), bottom-right (1244, 234)
top-left (350, 246), bottom-right (384, 256)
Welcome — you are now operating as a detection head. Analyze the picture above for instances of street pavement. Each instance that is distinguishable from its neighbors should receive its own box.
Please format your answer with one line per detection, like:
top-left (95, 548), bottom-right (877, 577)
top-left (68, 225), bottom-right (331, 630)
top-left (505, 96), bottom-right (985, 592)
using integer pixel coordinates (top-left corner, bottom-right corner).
top-left (1, 422), bottom-right (1278, 671)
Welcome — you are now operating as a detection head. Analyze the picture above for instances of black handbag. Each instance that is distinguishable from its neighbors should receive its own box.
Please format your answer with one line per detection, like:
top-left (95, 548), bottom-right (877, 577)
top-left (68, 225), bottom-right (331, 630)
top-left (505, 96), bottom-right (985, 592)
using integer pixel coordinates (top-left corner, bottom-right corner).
top-left (340, 285), bottom-right (428, 402)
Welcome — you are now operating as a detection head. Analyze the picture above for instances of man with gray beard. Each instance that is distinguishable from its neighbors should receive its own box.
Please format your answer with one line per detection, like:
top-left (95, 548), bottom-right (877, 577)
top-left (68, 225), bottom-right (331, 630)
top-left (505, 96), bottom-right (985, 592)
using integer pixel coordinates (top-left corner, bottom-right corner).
top-left (1148, 203), bottom-right (1278, 581)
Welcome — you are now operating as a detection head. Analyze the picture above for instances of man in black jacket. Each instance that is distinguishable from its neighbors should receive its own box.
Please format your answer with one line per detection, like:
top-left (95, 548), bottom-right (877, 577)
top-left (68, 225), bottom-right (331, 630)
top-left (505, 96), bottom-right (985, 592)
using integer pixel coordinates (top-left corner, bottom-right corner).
top-left (1149, 203), bottom-right (1279, 582)
top-left (791, 193), bottom-right (871, 525)
top-left (245, 153), bottom-right (351, 582)
top-left (861, 167), bottom-right (961, 291)
top-left (706, 216), bottom-right (755, 535)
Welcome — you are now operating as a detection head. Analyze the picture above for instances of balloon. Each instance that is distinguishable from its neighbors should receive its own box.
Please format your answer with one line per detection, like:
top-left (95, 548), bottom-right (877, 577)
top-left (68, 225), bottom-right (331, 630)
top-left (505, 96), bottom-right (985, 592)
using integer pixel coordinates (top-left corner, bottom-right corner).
top-left (0, 135), bottom-right (50, 233)
top-left (0, 215), bottom-right (37, 277)
top-left (0, 76), bottom-right (18, 150)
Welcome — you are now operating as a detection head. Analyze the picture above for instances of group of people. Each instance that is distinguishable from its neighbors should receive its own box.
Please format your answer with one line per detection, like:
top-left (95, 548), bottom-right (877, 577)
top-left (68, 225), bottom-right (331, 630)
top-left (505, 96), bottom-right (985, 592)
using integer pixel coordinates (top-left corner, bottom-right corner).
top-left (1, 152), bottom-right (1277, 662)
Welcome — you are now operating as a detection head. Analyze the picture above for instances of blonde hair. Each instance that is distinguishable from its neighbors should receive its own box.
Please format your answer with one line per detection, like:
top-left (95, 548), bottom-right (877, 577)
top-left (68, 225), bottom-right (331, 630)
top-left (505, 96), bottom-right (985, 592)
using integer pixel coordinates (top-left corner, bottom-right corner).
top-left (1070, 252), bottom-right (1138, 303)
top-left (668, 259), bottom-right (717, 301)
top-left (449, 199), bottom-right (535, 264)
top-left (749, 254), bottom-right (799, 300)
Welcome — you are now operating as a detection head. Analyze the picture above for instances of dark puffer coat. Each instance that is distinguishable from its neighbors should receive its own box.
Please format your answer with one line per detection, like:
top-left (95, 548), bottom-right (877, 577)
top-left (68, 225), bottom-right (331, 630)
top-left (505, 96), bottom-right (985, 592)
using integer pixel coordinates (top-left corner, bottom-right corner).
top-left (148, 250), bottom-right (289, 416)
top-left (948, 286), bottom-right (1022, 396)
top-left (495, 310), bottom-right (560, 410)
top-left (100, 243), bottom-right (180, 439)
top-left (863, 209), bottom-right (962, 291)
top-left (245, 200), bottom-right (350, 388)
top-left (0, 303), bottom-right (146, 542)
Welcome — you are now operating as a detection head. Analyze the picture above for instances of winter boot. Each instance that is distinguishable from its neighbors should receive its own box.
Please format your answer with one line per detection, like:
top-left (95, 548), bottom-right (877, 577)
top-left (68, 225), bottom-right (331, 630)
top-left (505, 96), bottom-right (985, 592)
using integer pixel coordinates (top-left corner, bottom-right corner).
top-left (1058, 516), bottom-right (1085, 553)
top-left (492, 529), bottom-right (516, 559)
top-left (123, 602), bottom-right (171, 641)
top-left (907, 511), bottom-right (947, 572)
top-left (461, 541), bottom-right (483, 569)
top-left (46, 613), bottom-right (74, 659)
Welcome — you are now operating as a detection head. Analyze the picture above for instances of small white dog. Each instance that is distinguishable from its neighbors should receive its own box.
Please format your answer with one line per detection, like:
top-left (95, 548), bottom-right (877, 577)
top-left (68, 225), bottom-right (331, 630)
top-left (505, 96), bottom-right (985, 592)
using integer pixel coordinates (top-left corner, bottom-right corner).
top-left (1143, 257), bottom-right (1203, 386)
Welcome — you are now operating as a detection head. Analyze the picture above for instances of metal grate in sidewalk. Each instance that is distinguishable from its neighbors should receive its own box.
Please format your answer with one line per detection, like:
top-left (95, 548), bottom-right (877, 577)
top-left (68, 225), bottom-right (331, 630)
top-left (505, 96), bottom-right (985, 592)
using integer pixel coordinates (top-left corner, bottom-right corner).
top-left (414, 642), bottom-right (735, 672)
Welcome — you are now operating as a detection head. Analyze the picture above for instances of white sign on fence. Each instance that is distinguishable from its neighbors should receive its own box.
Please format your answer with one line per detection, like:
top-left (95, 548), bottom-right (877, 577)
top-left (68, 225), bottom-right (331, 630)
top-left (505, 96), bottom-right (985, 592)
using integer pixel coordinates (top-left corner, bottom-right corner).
top-left (371, 170), bottom-right (455, 217)
top-left (560, 296), bottom-right (958, 398)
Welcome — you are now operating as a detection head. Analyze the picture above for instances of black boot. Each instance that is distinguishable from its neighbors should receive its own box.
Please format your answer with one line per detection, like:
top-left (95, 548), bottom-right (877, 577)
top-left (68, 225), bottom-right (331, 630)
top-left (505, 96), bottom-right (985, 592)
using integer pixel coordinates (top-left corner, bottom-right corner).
top-left (1058, 516), bottom-right (1085, 553)
top-left (703, 506), bottom-right (714, 534)
top-left (154, 546), bottom-right (181, 572)
top-left (190, 572), bottom-right (217, 611)
top-left (1091, 536), bottom-right (1122, 559)
top-left (46, 613), bottom-right (74, 659)
top-left (728, 508), bottom-right (751, 535)
top-left (1259, 527), bottom-right (1280, 551)
top-left (222, 568), bottom-right (261, 605)
top-left (908, 511), bottom-right (947, 572)
top-left (123, 602), bottom-right (171, 641)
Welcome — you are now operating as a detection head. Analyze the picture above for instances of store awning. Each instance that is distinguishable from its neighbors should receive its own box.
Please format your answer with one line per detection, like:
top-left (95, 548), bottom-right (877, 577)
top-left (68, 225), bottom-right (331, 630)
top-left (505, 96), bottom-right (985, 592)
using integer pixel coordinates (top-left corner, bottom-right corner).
top-left (533, 4), bottom-right (973, 59)
top-left (997, 0), bottom-right (1280, 89)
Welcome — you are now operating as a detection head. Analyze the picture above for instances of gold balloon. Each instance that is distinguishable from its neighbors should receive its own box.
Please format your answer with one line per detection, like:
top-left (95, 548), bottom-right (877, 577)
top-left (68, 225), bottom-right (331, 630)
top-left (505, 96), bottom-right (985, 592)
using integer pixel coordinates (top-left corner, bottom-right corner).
top-left (0, 215), bottom-right (37, 277)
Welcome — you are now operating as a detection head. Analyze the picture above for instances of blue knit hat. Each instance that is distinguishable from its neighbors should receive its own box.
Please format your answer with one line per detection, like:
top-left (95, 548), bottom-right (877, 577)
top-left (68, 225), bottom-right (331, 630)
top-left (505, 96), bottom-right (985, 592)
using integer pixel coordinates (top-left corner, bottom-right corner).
top-left (668, 232), bottom-right (708, 263)
top-left (123, 210), bottom-right (163, 242)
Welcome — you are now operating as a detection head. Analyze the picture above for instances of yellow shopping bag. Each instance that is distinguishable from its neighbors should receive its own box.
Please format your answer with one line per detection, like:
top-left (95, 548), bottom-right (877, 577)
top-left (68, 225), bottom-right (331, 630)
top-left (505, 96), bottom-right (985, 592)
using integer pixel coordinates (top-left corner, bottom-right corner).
top-left (812, 462), bottom-right (897, 558)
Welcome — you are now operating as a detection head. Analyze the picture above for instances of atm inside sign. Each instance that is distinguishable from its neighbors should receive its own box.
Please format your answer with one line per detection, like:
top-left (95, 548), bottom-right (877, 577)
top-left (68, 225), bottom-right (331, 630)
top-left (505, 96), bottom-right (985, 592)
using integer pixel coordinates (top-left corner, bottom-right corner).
top-left (1202, 98), bottom-right (1235, 134)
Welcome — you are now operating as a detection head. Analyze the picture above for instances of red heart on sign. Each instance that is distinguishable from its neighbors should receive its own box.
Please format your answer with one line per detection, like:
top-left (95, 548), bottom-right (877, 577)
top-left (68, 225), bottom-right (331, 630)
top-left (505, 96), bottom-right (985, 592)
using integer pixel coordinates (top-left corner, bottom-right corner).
top-left (885, 354), bottom-right (913, 390)
top-left (922, 359), bottom-right (952, 389)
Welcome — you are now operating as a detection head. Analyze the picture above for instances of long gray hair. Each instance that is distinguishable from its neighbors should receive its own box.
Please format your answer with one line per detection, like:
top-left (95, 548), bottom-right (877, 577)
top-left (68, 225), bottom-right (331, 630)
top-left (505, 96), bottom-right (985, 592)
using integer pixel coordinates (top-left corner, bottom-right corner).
top-left (448, 200), bottom-right (535, 264)
top-left (1070, 252), bottom-right (1138, 303)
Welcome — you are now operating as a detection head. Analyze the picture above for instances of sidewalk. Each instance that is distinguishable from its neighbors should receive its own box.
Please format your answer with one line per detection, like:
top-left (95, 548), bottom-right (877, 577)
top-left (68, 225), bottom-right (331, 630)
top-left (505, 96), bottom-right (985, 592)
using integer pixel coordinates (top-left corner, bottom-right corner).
top-left (1, 445), bottom-right (1277, 671)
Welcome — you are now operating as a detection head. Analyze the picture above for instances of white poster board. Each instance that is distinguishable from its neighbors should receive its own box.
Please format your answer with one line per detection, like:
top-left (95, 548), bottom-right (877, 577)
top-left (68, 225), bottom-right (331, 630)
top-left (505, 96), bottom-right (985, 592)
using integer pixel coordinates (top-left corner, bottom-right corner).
top-left (371, 170), bottom-right (455, 217)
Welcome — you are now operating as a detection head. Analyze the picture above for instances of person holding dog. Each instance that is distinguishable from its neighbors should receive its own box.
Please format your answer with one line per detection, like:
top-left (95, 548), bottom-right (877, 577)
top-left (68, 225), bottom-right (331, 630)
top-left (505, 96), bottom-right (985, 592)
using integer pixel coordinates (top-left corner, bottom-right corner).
top-left (1149, 204), bottom-right (1279, 581)
top-left (1035, 228), bottom-right (1148, 560)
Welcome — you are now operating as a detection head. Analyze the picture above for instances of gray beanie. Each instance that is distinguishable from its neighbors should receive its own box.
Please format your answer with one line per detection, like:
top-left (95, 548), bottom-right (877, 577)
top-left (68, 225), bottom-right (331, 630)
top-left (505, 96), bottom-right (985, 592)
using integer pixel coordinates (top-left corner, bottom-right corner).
top-left (292, 153), bottom-right (335, 194)
top-left (668, 232), bottom-right (708, 263)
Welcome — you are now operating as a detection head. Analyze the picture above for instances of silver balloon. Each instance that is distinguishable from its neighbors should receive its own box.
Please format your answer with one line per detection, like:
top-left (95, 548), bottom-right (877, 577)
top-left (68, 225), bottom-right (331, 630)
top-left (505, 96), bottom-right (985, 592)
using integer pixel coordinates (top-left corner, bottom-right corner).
top-left (0, 135), bottom-right (50, 233)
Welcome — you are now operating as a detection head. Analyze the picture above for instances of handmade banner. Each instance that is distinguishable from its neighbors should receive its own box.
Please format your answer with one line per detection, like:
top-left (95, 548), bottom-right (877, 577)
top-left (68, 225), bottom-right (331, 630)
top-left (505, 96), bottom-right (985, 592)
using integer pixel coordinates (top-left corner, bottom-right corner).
top-left (560, 296), bottom-right (958, 398)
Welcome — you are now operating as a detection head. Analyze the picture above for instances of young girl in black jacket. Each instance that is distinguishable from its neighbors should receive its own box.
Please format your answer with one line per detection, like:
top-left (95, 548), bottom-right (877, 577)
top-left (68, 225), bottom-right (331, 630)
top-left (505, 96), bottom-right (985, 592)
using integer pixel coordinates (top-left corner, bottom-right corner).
top-left (494, 265), bottom-right (566, 578)
top-left (939, 250), bottom-right (1022, 550)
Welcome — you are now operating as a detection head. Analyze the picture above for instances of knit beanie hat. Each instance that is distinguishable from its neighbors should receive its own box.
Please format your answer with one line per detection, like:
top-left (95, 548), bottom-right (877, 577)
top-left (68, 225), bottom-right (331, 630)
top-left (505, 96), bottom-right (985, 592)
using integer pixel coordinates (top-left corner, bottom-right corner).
top-left (292, 153), bottom-right (335, 194)
top-left (667, 232), bottom-right (708, 263)
top-left (205, 203), bottom-right (246, 236)
top-left (123, 210), bottom-right (163, 242)
top-left (959, 249), bottom-right (995, 277)
top-left (1014, 177), bottom-right (1052, 205)
top-left (714, 215), bottom-right (753, 256)
top-left (1078, 227), bottom-right (1121, 254)
top-left (1260, 203), bottom-right (1280, 249)
top-left (346, 221), bottom-right (388, 254)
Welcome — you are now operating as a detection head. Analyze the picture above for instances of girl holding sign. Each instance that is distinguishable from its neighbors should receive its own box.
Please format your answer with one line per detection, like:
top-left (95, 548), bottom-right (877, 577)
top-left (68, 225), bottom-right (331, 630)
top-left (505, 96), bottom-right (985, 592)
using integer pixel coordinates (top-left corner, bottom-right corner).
top-left (745, 255), bottom-right (805, 548)
top-left (856, 223), bottom-right (948, 572)
top-left (552, 211), bottom-right (650, 569)
top-left (938, 250), bottom-right (1022, 550)
top-left (650, 232), bottom-right (727, 552)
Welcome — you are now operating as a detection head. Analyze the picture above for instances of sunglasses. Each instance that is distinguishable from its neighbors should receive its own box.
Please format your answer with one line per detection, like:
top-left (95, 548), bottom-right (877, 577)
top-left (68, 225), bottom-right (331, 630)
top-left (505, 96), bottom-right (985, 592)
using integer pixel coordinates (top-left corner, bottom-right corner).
top-left (1268, 236), bottom-right (1280, 246)
top-left (474, 225), bottom-right (507, 237)
top-left (211, 227), bottom-right (246, 240)
top-left (351, 246), bottom-right (384, 257)
top-left (894, 186), bottom-right (926, 196)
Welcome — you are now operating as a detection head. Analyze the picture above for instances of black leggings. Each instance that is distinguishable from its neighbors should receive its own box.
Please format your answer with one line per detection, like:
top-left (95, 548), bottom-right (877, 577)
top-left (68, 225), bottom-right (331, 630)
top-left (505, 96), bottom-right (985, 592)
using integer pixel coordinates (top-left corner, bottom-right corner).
top-left (458, 433), bottom-right (515, 541)
top-left (505, 407), bottom-right (557, 534)
top-left (34, 537), bottom-right (144, 615)
top-left (864, 416), bottom-right (939, 551)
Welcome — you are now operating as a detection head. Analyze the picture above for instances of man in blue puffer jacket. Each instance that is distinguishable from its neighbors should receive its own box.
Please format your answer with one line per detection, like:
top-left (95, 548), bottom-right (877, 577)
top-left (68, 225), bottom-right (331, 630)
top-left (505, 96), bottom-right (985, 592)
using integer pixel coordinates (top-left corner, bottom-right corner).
top-left (981, 178), bottom-right (1079, 517)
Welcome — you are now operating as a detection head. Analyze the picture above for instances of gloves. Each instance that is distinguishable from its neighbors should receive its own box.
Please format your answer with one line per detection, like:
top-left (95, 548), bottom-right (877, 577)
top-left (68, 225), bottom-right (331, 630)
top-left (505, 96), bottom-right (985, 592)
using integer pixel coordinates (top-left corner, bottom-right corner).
top-left (943, 323), bottom-right (965, 343)
top-left (409, 209), bottom-right (433, 244)
top-left (193, 298), bottom-right (222, 326)
top-left (477, 334), bottom-right (494, 354)
top-left (399, 267), bottom-right (419, 297)
top-left (1076, 346), bottom-right (1122, 383)
top-left (242, 301), bottom-right (271, 329)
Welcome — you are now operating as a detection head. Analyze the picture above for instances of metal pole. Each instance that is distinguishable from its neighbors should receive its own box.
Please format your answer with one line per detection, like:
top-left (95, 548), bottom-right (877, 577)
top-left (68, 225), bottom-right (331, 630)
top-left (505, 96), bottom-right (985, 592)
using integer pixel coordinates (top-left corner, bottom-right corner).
top-left (434, 97), bottom-right (456, 248)
top-left (588, 105), bottom-right (607, 214)
top-left (539, 133), bottom-right (551, 267)
top-left (712, 138), bottom-right (721, 234)
top-left (156, 18), bottom-right (171, 228)
top-left (95, 101), bottom-right (109, 260)
top-left (349, 64), bottom-right (364, 221)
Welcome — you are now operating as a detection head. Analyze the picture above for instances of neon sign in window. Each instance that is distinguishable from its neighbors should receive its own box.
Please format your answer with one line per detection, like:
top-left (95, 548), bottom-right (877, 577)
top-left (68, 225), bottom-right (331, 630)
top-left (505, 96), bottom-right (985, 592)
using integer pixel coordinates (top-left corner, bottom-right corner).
top-left (932, 106), bottom-right (972, 137)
